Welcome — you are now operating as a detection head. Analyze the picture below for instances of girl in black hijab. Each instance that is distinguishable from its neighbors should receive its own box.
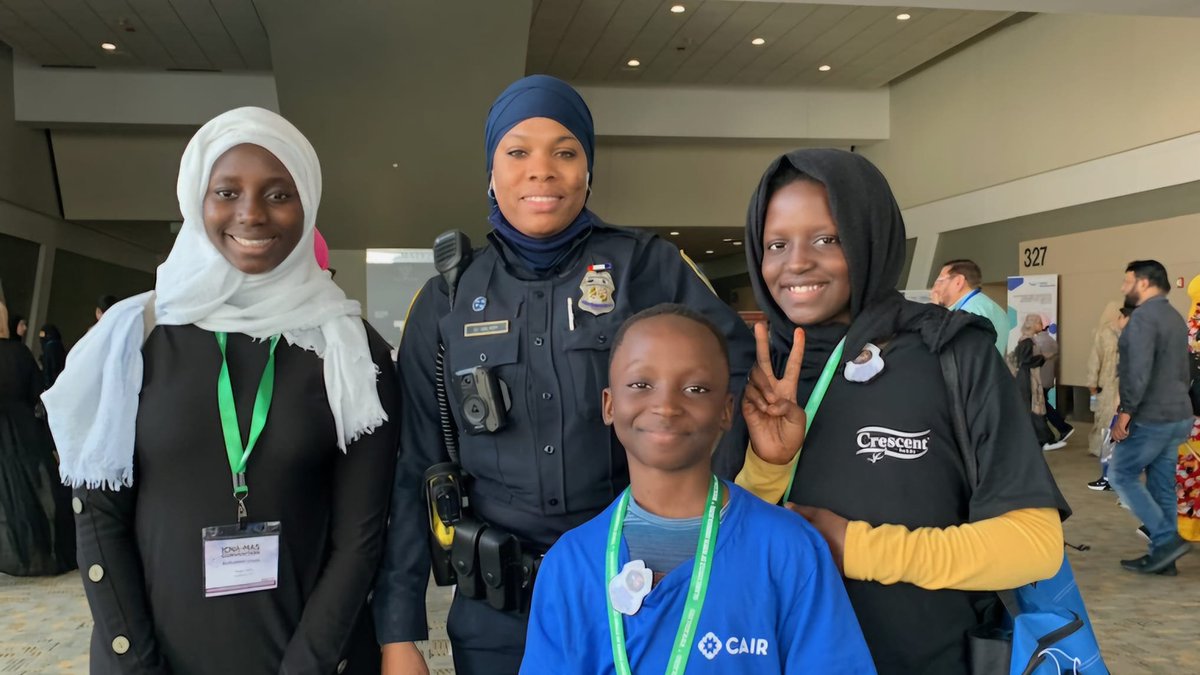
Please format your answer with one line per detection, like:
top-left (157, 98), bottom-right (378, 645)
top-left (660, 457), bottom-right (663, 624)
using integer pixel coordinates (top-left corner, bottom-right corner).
top-left (735, 149), bottom-right (1067, 674)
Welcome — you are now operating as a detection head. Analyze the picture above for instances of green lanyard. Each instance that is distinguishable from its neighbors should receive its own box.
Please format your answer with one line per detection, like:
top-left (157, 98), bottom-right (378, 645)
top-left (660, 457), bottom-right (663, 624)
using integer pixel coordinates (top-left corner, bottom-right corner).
top-left (783, 337), bottom-right (846, 499)
top-left (215, 332), bottom-right (279, 526)
top-left (606, 474), bottom-right (722, 675)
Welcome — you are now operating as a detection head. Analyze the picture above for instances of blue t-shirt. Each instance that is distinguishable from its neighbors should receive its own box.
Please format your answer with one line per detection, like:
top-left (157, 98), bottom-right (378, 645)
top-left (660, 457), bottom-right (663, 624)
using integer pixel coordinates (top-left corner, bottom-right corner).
top-left (520, 483), bottom-right (876, 674)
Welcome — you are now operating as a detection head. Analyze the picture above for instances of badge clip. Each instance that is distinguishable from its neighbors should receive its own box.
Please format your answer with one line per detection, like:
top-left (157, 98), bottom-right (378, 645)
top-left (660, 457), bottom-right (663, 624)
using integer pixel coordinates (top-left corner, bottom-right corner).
top-left (608, 559), bottom-right (653, 616)
top-left (844, 343), bottom-right (885, 383)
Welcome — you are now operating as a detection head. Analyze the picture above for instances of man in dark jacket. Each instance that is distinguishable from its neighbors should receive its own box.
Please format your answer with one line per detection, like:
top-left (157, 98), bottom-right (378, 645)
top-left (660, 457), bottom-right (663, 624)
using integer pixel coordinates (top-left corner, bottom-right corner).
top-left (1110, 260), bottom-right (1194, 574)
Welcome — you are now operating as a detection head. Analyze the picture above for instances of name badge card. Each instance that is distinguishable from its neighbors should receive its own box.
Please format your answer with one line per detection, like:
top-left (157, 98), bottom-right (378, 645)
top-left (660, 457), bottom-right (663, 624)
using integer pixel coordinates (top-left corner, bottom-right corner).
top-left (202, 521), bottom-right (282, 598)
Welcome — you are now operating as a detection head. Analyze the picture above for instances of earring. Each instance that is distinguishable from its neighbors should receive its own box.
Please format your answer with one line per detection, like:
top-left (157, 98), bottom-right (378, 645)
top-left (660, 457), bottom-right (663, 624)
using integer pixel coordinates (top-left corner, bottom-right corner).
top-left (487, 181), bottom-right (495, 201)
top-left (586, 171), bottom-right (592, 198)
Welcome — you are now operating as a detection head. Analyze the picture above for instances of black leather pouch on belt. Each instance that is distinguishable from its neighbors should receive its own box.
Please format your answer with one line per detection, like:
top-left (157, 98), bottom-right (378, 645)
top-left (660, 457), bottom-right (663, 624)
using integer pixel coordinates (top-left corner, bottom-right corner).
top-left (478, 528), bottom-right (522, 612)
top-left (451, 519), bottom-right (487, 599)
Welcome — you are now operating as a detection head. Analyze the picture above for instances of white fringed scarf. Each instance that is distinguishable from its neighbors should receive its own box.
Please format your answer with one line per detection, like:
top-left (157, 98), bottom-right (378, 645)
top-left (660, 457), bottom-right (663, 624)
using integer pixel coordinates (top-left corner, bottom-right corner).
top-left (43, 107), bottom-right (387, 490)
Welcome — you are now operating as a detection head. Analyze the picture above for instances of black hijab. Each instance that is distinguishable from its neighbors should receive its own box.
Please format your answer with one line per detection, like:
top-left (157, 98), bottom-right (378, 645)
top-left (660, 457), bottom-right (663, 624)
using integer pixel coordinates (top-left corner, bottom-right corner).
top-left (7, 313), bottom-right (24, 341)
top-left (745, 149), bottom-right (982, 393)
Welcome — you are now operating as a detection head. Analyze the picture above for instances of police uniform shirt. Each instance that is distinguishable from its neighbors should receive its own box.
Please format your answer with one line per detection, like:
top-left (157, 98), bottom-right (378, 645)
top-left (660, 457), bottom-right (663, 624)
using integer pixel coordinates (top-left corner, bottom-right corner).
top-left (519, 483), bottom-right (876, 674)
top-left (789, 328), bottom-right (1063, 675)
top-left (374, 223), bottom-right (755, 645)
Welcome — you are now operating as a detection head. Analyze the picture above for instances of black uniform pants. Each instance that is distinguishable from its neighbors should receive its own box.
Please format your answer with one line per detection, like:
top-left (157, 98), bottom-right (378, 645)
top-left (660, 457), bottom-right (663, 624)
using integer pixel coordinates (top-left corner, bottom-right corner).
top-left (448, 592), bottom-right (528, 675)
top-left (1042, 387), bottom-right (1073, 437)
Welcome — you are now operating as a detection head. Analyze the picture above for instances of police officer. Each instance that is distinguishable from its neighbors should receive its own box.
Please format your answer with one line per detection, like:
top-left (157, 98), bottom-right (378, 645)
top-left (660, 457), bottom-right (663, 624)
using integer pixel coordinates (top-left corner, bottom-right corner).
top-left (374, 75), bottom-right (755, 675)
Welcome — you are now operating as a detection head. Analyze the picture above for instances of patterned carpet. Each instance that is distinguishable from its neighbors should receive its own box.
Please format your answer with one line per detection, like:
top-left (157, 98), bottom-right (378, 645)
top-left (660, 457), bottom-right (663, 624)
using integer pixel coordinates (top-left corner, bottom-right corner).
top-left (3, 423), bottom-right (1197, 673)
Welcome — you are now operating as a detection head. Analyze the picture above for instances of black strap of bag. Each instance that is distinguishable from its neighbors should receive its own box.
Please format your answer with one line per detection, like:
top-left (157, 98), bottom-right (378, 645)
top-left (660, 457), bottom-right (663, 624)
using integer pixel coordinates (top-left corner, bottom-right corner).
top-left (939, 350), bottom-right (1022, 609)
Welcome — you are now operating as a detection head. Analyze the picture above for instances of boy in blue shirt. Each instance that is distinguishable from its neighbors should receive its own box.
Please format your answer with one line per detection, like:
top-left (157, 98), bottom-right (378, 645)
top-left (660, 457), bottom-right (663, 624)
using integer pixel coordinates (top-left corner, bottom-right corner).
top-left (521, 304), bottom-right (875, 674)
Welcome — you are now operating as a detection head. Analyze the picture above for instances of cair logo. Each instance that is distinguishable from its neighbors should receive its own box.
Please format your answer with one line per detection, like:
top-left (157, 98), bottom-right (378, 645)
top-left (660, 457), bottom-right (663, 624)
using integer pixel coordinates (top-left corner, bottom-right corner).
top-left (855, 426), bottom-right (932, 463)
top-left (696, 631), bottom-right (769, 661)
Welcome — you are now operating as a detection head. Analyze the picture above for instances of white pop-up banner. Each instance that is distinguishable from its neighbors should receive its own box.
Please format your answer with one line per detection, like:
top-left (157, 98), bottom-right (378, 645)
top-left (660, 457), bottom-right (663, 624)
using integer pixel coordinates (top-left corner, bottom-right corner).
top-left (1006, 274), bottom-right (1059, 354)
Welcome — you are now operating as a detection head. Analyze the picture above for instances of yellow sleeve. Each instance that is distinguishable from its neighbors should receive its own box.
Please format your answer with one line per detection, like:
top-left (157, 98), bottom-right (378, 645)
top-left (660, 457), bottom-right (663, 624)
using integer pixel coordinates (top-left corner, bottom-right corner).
top-left (843, 508), bottom-right (1062, 591)
top-left (734, 444), bottom-right (795, 504)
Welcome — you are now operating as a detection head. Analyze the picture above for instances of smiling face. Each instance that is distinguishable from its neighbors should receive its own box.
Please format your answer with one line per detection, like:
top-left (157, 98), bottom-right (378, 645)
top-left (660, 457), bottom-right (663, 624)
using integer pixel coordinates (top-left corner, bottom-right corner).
top-left (490, 117), bottom-right (589, 238)
top-left (202, 143), bottom-right (305, 274)
top-left (602, 314), bottom-right (732, 473)
top-left (761, 180), bottom-right (852, 325)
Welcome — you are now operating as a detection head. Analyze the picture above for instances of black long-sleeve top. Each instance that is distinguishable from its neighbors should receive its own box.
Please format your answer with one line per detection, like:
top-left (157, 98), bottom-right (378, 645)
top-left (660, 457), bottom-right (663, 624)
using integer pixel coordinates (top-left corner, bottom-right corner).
top-left (373, 224), bottom-right (755, 644)
top-left (75, 322), bottom-right (399, 675)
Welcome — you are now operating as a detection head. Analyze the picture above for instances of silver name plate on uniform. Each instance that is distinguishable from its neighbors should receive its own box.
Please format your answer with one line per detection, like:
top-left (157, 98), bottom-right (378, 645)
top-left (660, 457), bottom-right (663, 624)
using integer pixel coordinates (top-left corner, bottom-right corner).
top-left (464, 320), bottom-right (510, 337)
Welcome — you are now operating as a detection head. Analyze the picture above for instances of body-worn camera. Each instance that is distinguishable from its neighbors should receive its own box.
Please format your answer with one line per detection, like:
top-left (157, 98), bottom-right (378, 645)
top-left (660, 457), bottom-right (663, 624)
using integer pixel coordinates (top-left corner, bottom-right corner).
top-left (457, 366), bottom-right (511, 434)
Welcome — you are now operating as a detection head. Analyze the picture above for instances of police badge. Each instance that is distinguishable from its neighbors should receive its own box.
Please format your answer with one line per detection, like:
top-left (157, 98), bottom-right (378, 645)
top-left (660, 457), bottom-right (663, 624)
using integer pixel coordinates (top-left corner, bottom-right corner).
top-left (578, 263), bottom-right (616, 316)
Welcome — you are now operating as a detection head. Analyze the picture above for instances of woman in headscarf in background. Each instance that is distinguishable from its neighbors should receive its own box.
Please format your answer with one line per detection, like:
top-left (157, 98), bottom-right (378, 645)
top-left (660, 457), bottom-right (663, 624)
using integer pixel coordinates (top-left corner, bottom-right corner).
top-left (733, 149), bottom-right (1067, 674)
top-left (42, 107), bottom-right (399, 674)
top-left (1011, 313), bottom-right (1056, 449)
top-left (373, 75), bottom-right (754, 675)
top-left (38, 324), bottom-right (67, 390)
top-left (0, 302), bottom-right (75, 576)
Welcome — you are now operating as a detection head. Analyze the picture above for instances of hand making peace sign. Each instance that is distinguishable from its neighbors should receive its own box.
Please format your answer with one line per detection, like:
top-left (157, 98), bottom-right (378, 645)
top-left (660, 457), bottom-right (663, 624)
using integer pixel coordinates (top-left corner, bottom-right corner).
top-left (742, 322), bottom-right (807, 466)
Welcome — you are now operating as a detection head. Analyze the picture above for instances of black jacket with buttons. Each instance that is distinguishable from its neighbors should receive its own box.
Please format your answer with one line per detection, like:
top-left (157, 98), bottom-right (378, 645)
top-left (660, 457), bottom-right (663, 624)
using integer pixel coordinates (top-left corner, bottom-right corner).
top-left (373, 224), bottom-right (754, 644)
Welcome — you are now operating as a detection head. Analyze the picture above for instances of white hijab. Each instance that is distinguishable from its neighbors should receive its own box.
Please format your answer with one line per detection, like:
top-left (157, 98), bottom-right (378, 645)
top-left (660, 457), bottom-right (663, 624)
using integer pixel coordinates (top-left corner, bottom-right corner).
top-left (43, 106), bottom-right (387, 490)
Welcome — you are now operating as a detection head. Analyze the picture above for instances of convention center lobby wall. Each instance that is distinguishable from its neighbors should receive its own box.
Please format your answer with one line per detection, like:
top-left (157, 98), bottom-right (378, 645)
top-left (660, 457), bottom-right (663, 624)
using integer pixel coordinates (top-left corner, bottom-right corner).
top-left (1, 8), bottom-right (1200, 357)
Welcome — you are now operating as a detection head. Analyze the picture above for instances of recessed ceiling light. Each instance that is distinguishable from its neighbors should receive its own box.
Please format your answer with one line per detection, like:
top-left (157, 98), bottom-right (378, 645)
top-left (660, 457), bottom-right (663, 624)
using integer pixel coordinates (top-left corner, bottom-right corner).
top-left (722, 238), bottom-right (734, 242)
top-left (669, 231), bottom-right (681, 236)
top-left (670, 4), bottom-right (686, 13)
top-left (818, 64), bottom-right (832, 72)
top-left (751, 37), bottom-right (766, 46)
top-left (627, 58), bottom-right (641, 67)
top-left (897, 13), bottom-right (912, 21)
top-left (733, 241), bottom-right (743, 246)
top-left (705, 250), bottom-right (715, 254)
top-left (100, 42), bottom-right (117, 51)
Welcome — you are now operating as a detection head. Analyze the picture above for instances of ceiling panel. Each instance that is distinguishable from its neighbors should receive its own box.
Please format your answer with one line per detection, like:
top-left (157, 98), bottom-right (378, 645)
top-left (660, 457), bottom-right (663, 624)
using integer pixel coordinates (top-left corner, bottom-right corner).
top-left (761, 5), bottom-right (885, 85)
top-left (571, 0), bottom-right (662, 81)
top-left (5, 0), bottom-right (95, 64)
top-left (124, 0), bottom-right (214, 69)
top-left (0, 3), bottom-right (69, 63)
top-left (209, 0), bottom-right (270, 70)
top-left (601, 0), bottom-right (699, 80)
top-left (165, 0), bottom-right (246, 70)
top-left (543, 0), bottom-right (623, 80)
top-left (43, 0), bottom-right (132, 62)
top-left (667, 1), bottom-right (778, 82)
top-left (697, 3), bottom-right (816, 84)
top-left (83, 0), bottom-right (176, 67)
top-left (637, 1), bottom-right (737, 80)
top-left (533, 1), bottom-right (1018, 89)
top-left (526, 0), bottom-right (583, 74)
top-left (0, 0), bottom-right (268, 70)
top-left (734, 4), bottom-right (856, 84)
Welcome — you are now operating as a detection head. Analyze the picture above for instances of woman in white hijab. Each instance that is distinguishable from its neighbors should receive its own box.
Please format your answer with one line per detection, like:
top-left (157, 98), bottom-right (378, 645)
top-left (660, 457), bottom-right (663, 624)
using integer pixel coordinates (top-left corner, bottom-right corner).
top-left (43, 107), bottom-right (399, 675)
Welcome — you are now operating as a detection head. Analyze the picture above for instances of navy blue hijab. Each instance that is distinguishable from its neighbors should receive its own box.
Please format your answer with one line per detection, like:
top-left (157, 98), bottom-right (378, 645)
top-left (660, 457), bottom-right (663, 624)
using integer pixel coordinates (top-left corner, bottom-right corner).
top-left (485, 75), bottom-right (596, 273)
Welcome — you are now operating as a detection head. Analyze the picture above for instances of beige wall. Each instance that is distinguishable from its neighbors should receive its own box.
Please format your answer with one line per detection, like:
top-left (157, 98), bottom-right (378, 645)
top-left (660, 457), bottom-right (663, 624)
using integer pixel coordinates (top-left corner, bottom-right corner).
top-left (931, 181), bottom-right (1200, 286)
top-left (0, 44), bottom-right (58, 218)
top-left (589, 139), bottom-right (808, 230)
top-left (862, 13), bottom-right (1200, 208)
top-left (1019, 214), bottom-right (1200, 386)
